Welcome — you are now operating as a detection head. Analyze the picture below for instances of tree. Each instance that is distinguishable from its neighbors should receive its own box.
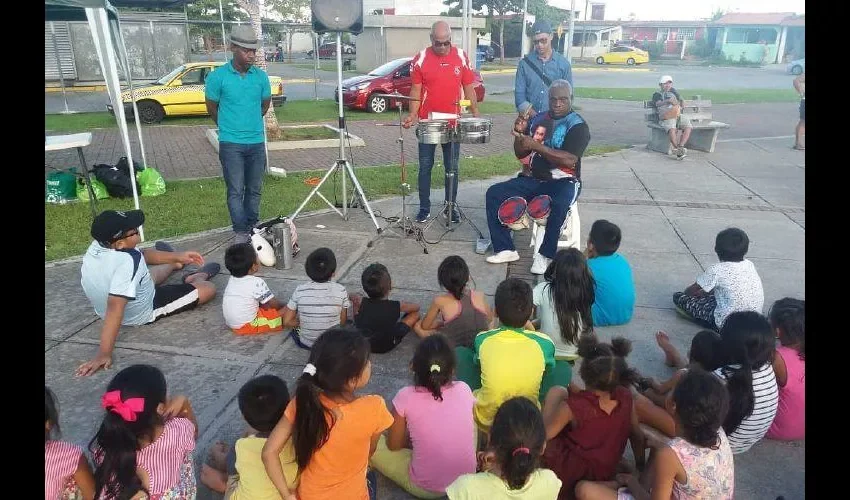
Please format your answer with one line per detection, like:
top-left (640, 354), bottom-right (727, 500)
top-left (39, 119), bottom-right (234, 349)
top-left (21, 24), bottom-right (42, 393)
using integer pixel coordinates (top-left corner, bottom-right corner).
top-left (443, 0), bottom-right (521, 63)
top-left (710, 9), bottom-right (725, 21)
top-left (236, 0), bottom-right (282, 138)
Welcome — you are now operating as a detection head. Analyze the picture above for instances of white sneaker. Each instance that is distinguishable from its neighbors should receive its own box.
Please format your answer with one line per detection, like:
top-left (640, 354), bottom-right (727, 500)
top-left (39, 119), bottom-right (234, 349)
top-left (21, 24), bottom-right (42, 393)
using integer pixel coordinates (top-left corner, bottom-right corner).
top-left (530, 253), bottom-right (552, 274)
top-left (486, 250), bottom-right (520, 264)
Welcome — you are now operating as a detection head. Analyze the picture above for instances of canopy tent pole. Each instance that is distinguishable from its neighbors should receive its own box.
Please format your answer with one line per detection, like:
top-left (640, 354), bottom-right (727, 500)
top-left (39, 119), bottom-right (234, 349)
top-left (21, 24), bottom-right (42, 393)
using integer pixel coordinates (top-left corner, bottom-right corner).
top-left (86, 6), bottom-right (145, 240)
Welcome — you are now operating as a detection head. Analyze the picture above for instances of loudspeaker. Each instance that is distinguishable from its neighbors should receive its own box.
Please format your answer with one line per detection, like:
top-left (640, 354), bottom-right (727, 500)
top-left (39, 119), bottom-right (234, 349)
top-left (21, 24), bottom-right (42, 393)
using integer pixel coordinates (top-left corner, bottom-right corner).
top-left (311, 0), bottom-right (363, 34)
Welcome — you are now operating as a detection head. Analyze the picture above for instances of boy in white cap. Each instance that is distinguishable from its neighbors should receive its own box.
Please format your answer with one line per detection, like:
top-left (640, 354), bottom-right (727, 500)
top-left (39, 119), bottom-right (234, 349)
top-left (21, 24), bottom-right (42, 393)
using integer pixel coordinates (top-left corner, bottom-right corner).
top-left (652, 75), bottom-right (692, 159)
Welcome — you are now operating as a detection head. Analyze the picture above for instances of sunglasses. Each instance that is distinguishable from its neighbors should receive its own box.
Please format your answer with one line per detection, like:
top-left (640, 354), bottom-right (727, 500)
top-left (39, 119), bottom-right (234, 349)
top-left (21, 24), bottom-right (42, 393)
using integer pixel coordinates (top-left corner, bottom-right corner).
top-left (113, 229), bottom-right (139, 242)
top-left (432, 40), bottom-right (452, 47)
top-left (533, 38), bottom-right (549, 45)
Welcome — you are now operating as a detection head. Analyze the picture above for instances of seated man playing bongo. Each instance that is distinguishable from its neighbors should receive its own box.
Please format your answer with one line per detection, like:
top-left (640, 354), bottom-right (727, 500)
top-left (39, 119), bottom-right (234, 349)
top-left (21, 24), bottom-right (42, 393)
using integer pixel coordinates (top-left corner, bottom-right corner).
top-left (485, 80), bottom-right (591, 274)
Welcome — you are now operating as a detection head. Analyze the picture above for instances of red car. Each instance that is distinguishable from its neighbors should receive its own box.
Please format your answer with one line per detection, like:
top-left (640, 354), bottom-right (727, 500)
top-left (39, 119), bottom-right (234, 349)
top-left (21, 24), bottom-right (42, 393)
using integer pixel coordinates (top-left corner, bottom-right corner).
top-left (336, 57), bottom-right (486, 113)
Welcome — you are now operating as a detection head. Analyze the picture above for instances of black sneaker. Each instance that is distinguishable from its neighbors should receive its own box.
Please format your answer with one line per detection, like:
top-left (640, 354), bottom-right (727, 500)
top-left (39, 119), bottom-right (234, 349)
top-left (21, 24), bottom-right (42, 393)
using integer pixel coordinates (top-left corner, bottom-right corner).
top-left (415, 209), bottom-right (430, 223)
top-left (449, 210), bottom-right (461, 223)
top-left (154, 241), bottom-right (175, 252)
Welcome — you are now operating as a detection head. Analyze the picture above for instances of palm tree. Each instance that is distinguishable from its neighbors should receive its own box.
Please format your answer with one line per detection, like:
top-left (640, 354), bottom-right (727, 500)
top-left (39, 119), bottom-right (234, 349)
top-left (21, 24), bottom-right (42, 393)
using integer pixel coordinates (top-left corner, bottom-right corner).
top-left (236, 0), bottom-right (282, 139)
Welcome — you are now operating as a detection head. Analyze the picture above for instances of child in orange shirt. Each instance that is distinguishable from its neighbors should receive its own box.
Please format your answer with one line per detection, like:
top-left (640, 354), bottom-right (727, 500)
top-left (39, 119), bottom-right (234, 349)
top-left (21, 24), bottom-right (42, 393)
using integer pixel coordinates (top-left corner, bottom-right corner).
top-left (261, 327), bottom-right (393, 500)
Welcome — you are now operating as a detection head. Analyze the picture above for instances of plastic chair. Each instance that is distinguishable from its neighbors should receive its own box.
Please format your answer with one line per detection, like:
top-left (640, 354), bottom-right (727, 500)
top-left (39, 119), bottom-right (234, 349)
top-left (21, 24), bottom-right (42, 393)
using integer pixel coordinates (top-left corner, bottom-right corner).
top-left (529, 202), bottom-right (581, 254)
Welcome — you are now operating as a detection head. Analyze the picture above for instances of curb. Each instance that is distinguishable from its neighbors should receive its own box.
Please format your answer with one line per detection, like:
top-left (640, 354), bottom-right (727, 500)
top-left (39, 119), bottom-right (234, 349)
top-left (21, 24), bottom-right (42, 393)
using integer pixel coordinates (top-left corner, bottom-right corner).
top-left (45, 85), bottom-right (107, 93)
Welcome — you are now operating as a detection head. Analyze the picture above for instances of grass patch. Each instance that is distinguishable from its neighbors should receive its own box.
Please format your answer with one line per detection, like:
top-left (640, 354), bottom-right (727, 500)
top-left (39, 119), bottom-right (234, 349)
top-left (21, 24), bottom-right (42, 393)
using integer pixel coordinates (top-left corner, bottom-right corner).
top-left (45, 100), bottom-right (519, 133)
top-left (575, 88), bottom-right (799, 104)
top-left (45, 144), bottom-right (625, 261)
top-left (276, 126), bottom-right (338, 141)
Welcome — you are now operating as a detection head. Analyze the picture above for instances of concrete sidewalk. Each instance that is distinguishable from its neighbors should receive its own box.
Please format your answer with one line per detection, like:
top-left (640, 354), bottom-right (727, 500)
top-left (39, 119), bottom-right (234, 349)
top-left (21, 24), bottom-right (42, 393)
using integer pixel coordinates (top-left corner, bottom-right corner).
top-left (45, 137), bottom-right (804, 499)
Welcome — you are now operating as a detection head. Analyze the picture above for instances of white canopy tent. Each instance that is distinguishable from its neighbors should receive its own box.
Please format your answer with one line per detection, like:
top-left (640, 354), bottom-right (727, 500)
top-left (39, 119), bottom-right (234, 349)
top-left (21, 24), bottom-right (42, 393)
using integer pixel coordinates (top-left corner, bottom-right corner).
top-left (46, 0), bottom-right (188, 239)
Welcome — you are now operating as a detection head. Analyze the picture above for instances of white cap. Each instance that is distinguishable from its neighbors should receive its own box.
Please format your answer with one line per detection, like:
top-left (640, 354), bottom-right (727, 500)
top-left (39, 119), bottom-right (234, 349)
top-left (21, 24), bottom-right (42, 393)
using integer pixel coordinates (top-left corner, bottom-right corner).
top-left (659, 75), bottom-right (673, 84)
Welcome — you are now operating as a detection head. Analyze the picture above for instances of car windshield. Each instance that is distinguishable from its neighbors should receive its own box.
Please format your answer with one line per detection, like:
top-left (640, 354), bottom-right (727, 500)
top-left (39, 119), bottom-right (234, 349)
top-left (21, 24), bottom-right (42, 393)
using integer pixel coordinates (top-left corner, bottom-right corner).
top-left (369, 59), bottom-right (407, 76)
top-left (156, 65), bottom-right (186, 85)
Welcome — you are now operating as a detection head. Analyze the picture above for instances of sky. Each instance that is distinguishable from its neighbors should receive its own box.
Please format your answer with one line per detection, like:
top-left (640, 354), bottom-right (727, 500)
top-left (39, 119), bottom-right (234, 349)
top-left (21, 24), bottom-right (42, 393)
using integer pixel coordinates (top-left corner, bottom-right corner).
top-left (408, 0), bottom-right (805, 21)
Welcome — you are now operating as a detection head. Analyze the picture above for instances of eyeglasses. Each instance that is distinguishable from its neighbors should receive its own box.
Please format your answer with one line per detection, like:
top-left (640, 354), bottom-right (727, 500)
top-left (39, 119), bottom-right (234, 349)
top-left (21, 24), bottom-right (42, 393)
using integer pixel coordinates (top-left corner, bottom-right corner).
top-left (533, 38), bottom-right (549, 45)
top-left (432, 40), bottom-right (452, 47)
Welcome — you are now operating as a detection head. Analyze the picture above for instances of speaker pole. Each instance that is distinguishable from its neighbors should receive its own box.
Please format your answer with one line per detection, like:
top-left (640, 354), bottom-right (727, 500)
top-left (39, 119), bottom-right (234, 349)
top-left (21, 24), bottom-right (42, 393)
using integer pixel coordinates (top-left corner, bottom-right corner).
top-left (290, 31), bottom-right (382, 235)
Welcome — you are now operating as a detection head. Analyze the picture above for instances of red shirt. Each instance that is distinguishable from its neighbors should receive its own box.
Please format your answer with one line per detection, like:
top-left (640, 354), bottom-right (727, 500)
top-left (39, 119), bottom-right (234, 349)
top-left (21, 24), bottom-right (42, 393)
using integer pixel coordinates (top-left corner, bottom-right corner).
top-left (411, 46), bottom-right (475, 120)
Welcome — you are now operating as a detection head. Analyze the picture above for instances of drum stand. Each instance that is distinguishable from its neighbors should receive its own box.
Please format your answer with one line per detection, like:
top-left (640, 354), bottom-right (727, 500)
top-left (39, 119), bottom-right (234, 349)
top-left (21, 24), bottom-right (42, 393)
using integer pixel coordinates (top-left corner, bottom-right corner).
top-left (368, 97), bottom-right (430, 253)
top-left (421, 124), bottom-right (486, 241)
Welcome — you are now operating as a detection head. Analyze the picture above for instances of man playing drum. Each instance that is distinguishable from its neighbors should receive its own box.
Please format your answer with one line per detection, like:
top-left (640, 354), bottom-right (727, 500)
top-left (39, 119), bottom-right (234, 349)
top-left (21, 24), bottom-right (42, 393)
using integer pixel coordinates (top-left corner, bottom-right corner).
top-left (485, 80), bottom-right (591, 274)
top-left (402, 20), bottom-right (480, 223)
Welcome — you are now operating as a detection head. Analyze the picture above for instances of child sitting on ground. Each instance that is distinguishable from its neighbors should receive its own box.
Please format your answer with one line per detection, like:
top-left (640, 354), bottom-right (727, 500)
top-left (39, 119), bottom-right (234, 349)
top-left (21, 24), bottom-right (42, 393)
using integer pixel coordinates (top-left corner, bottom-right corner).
top-left (766, 297), bottom-right (805, 441)
top-left (352, 263), bottom-right (421, 354)
top-left (635, 329), bottom-right (724, 431)
top-left (89, 364), bottom-right (199, 499)
top-left (576, 368), bottom-right (734, 500)
top-left (585, 220), bottom-right (635, 326)
top-left (371, 334), bottom-right (477, 498)
top-left (262, 327), bottom-right (393, 500)
top-left (45, 386), bottom-right (95, 500)
top-left (282, 248), bottom-right (351, 349)
top-left (673, 227), bottom-right (764, 331)
top-left (541, 335), bottom-right (645, 500)
top-left (445, 397), bottom-right (562, 499)
top-left (532, 248), bottom-right (594, 380)
top-left (200, 375), bottom-right (299, 498)
top-left (223, 243), bottom-right (286, 335)
top-left (77, 210), bottom-right (220, 377)
top-left (414, 256), bottom-right (492, 349)
top-left (455, 278), bottom-right (556, 433)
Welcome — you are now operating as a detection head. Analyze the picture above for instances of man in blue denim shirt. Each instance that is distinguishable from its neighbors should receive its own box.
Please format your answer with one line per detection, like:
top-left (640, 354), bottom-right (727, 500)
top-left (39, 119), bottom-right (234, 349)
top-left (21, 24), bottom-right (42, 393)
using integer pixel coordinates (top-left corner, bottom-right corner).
top-left (514, 20), bottom-right (573, 117)
top-left (206, 25), bottom-right (272, 243)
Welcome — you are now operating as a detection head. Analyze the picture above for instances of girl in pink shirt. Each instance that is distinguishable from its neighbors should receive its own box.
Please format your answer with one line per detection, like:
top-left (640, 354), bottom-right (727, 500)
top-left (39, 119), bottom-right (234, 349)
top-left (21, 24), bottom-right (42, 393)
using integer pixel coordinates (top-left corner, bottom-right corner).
top-left (46, 386), bottom-right (95, 500)
top-left (766, 298), bottom-right (805, 440)
top-left (89, 364), bottom-right (199, 499)
top-left (371, 334), bottom-right (477, 498)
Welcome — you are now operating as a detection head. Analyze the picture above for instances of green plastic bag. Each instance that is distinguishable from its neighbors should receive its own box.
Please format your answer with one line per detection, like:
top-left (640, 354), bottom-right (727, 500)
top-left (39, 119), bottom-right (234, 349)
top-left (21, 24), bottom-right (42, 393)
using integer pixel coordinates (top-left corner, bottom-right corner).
top-left (77, 177), bottom-right (110, 201)
top-left (45, 168), bottom-right (78, 204)
top-left (136, 167), bottom-right (166, 197)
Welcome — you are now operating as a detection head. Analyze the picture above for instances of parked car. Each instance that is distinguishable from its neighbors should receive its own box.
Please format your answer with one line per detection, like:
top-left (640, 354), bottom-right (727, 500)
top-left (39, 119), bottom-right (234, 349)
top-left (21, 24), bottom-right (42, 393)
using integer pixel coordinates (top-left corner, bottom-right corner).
top-left (477, 45), bottom-right (495, 62)
top-left (335, 57), bottom-right (486, 114)
top-left (106, 62), bottom-right (286, 124)
top-left (786, 57), bottom-right (805, 75)
top-left (307, 42), bottom-right (355, 58)
top-left (596, 46), bottom-right (649, 65)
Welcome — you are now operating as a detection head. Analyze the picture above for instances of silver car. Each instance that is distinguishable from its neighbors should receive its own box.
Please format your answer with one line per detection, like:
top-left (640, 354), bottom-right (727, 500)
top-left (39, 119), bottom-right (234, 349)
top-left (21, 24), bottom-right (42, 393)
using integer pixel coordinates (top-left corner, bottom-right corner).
top-left (786, 58), bottom-right (805, 75)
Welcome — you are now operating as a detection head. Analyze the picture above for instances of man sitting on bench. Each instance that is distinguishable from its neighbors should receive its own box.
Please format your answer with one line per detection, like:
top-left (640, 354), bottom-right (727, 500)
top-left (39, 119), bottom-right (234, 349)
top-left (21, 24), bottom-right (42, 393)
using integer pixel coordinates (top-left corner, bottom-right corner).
top-left (653, 75), bottom-right (692, 160)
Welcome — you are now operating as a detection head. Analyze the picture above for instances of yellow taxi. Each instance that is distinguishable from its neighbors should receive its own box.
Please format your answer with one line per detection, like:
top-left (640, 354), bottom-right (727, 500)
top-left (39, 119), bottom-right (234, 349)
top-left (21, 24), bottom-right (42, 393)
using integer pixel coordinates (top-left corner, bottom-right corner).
top-left (595, 46), bottom-right (650, 66)
top-left (107, 62), bottom-right (286, 124)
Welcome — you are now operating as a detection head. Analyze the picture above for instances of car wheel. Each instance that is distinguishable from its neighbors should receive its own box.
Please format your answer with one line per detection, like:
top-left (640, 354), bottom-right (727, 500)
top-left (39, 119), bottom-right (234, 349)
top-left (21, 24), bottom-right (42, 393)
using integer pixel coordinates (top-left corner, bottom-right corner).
top-left (367, 94), bottom-right (388, 113)
top-left (627, 58), bottom-right (636, 65)
top-left (791, 65), bottom-right (803, 75)
top-left (137, 100), bottom-right (164, 124)
top-left (596, 57), bottom-right (605, 64)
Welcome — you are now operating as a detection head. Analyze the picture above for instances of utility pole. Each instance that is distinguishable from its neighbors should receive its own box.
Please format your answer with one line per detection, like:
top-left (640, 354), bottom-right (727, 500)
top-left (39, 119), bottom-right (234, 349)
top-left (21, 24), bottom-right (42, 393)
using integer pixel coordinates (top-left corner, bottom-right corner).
top-left (521, 0), bottom-right (529, 57)
top-left (566, 0), bottom-right (576, 61)
top-left (580, 0), bottom-right (588, 60)
top-left (219, 0), bottom-right (228, 61)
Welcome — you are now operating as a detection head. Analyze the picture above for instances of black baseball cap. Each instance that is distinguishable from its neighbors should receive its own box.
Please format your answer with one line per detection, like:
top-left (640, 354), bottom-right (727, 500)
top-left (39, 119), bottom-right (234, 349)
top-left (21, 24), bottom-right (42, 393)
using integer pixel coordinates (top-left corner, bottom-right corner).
top-left (531, 20), bottom-right (553, 35)
top-left (91, 209), bottom-right (145, 244)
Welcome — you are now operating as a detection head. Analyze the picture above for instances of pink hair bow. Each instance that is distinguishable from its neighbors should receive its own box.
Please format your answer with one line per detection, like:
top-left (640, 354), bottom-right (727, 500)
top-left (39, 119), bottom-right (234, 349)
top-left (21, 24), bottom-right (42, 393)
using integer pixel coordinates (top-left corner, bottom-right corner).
top-left (101, 390), bottom-right (145, 422)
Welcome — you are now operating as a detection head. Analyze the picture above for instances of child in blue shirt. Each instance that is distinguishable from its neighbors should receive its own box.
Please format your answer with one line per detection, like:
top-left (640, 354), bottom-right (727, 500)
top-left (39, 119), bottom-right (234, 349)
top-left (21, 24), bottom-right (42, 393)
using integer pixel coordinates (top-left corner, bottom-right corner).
top-left (586, 220), bottom-right (635, 326)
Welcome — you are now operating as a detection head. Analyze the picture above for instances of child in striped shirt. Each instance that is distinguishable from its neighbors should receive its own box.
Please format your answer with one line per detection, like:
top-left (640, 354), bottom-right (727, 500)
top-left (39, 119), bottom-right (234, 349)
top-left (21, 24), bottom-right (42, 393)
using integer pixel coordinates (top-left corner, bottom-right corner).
top-left (45, 386), bottom-right (95, 500)
top-left (89, 364), bottom-right (199, 498)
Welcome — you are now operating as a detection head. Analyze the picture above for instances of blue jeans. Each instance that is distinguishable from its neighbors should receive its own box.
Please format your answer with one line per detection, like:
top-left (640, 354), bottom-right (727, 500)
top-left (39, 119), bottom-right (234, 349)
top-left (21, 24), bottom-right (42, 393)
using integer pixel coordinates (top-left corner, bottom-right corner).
top-left (219, 141), bottom-right (266, 233)
top-left (485, 175), bottom-right (581, 259)
top-left (418, 141), bottom-right (460, 212)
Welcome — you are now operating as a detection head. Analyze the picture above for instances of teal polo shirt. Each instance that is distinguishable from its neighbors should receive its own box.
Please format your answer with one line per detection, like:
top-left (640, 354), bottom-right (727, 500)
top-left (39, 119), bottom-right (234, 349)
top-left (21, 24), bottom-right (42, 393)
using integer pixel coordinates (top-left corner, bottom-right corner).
top-left (205, 62), bottom-right (271, 144)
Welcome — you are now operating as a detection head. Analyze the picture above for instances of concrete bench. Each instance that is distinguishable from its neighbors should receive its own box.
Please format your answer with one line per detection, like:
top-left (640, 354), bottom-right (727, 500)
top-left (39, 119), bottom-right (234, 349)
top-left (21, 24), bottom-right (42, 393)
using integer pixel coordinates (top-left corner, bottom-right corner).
top-left (644, 95), bottom-right (730, 154)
